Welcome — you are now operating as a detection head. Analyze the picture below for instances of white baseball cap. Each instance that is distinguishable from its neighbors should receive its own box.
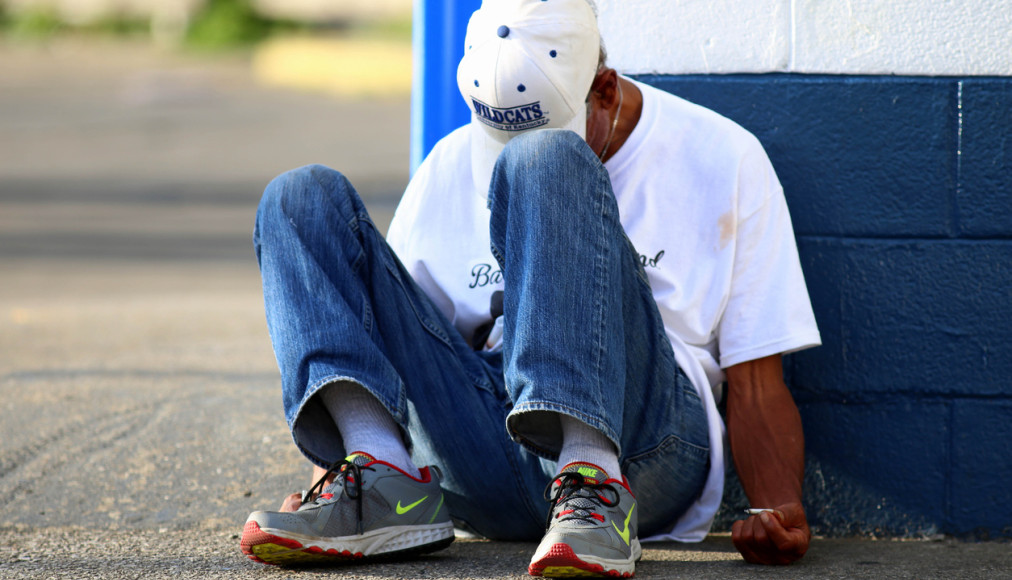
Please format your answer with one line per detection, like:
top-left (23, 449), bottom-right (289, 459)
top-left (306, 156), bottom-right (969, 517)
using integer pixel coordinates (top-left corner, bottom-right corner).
top-left (456, 0), bottom-right (601, 196)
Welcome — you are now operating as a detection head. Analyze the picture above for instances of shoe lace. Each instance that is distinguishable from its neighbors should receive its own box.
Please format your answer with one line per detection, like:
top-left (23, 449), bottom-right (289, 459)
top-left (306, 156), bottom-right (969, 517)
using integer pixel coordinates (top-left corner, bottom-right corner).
top-left (543, 472), bottom-right (620, 528)
top-left (300, 457), bottom-right (376, 534)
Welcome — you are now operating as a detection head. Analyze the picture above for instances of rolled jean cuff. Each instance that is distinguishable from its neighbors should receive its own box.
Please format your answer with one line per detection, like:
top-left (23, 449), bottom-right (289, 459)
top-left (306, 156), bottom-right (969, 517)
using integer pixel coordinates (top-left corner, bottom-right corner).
top-left (290, 374), bottom-right (403, 469)
top-left (505, 402), bottom-right (620, 460)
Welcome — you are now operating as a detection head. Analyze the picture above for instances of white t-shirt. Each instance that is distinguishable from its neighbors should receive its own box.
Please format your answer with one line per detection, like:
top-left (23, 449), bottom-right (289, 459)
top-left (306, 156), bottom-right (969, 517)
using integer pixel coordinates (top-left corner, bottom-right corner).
top-left (386, 79), bottom-right (821, 541)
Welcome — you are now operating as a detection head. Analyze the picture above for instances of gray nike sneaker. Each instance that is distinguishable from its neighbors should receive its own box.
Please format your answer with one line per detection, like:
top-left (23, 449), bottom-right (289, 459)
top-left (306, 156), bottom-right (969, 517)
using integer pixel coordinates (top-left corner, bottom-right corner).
top-left (241, 453), bottom-right (454, 566)
top-left (528, 462), bottom-right (641, 578)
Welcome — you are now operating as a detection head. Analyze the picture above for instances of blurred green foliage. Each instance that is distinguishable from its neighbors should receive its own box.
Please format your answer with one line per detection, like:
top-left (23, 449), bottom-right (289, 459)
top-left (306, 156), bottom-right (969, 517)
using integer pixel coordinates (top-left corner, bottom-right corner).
top-left (185, 0), bottom-right (280, 49)
top-left (4, 5), bottom-right (63, 40)
top-left (90, 15), bottom-right (150, 37)
top-left (0, 3), bottom-right (149, 41)
top-left (0, 0), bottom-right (409, 49)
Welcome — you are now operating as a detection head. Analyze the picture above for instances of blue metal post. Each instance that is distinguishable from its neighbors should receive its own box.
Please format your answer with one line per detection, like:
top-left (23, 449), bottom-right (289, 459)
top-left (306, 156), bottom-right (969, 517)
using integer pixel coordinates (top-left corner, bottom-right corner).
top-left (411, 0), bottom-right (482, 173)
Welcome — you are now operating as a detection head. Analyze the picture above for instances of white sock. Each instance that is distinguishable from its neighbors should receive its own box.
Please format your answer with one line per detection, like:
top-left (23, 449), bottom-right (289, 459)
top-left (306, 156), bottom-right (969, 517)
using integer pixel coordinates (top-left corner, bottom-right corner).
top-left (557, 414), bottom-right (622, 480)
top-left (318, 380), bottom-right (420, 478)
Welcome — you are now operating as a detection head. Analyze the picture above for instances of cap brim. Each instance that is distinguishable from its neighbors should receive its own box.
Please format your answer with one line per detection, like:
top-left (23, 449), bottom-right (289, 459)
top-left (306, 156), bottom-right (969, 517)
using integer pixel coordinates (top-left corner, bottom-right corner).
top-left (469, 101), bottom-right (587, 198)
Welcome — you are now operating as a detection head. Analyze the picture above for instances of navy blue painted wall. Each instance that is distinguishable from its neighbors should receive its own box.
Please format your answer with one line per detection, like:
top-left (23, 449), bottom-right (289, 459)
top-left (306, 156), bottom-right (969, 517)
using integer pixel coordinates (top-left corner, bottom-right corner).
top-left (639, 74), bottom-right (1012, 538)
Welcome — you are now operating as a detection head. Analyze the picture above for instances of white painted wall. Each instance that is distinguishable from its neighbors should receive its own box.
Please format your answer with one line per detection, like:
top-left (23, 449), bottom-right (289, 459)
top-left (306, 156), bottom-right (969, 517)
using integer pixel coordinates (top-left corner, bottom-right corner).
top-left (596, 0), bottom-right (1012, 76)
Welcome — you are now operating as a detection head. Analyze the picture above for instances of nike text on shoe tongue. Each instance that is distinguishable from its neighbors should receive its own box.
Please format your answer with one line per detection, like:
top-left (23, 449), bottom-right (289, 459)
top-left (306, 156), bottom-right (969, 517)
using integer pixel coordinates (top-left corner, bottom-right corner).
top-left (558, 462), bottom-right (608, 485)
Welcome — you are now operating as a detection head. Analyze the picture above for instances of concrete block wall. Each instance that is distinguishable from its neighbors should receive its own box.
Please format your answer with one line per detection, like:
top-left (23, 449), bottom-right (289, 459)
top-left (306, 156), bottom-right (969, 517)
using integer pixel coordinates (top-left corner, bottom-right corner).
top-left (608, 0), bottom-right (1012, 539)
top-left (654, 74), bottom-right (1012, 538)
top-left (414, 0), bottom-right (1012, 537)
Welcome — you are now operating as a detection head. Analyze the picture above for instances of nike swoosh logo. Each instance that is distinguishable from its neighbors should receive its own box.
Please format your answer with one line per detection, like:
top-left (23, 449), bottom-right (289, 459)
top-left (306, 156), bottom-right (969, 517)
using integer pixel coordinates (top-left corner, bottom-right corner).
top-left (396, 496), bottom-right (429, 515)
top-left (612, 502), bottom-right (635, 546)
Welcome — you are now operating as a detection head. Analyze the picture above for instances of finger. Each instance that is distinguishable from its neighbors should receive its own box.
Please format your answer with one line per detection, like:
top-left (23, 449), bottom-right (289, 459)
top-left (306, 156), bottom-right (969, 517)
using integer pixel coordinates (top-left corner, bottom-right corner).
top-left (775, 502), bottom-right (808, 529)
top-left (731, 519), bottom-right (744, 540)
top-left (751, 513), bottom-right (773, 548)
top-left (737, 516), bottom-right (781, 565)
top-left (760, 511), bottom-right (799, 552)
top-left (752, 515), bottom-right (789, 565)
top-left (735, 537), bottom-right (765, 564)
top-left (732, 519), bottom-right (764, 564)
top-left (763, 513), bottom-right (811, 563)
top-left (731, 520), bottom-right (748, 555)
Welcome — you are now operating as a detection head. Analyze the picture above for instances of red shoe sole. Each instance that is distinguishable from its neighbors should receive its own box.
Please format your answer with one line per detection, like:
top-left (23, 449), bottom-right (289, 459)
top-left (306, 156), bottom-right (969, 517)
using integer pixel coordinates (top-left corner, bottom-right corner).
top-left (528, 542), bottom-right (634, 578)
top-left (239, 520), bottom-right (363, 566)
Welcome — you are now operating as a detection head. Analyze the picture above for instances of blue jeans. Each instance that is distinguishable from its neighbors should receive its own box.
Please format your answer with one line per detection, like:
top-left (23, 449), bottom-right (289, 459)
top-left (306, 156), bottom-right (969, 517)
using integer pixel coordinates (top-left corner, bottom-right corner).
top-left (253, 129), bottom-right (709, 540)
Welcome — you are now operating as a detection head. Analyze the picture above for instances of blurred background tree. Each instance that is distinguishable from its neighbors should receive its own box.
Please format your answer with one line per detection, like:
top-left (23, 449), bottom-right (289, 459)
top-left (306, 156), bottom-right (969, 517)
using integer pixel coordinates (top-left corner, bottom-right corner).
top-left (0, 0), bottom-right (413, 97)
top-left (0, 0), bottom-right (411, 50)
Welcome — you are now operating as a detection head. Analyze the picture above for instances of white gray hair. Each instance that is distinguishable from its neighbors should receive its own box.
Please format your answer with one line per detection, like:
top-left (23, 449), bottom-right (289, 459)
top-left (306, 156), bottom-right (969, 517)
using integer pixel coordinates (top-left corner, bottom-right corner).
top-left (582, 0), bottom-right (608, 71)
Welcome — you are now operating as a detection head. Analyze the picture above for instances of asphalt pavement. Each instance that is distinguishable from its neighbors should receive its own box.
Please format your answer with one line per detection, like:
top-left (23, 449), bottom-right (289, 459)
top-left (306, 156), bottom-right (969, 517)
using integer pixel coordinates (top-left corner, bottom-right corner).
top-left (0, 37), bottom-right (1009, 579)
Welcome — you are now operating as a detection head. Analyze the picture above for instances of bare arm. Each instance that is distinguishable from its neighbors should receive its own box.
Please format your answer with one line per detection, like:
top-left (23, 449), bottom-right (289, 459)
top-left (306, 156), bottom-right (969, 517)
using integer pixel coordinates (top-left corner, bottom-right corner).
top-left (726, 354), bottom-right (810, 564)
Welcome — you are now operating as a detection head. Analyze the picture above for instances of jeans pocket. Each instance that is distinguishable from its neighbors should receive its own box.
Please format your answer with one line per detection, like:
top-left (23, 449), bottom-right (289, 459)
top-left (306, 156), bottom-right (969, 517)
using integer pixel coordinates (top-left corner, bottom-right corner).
top-left (622, 433), bottom-right (710, 538)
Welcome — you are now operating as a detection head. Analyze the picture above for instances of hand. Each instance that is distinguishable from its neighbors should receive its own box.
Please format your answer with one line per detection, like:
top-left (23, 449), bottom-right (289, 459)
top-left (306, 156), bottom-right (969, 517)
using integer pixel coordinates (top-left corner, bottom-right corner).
top-left (278, 465), bottom-right (338, 512)
top-left (731, 502), bottom-right (810, 565)
top-left (278, 492), bottom-right (302, 512)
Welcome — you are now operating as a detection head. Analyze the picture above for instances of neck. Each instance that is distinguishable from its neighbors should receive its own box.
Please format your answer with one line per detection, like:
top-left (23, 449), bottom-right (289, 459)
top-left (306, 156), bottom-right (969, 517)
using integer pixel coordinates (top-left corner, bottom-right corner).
top-left (597, 77), bottom-right (643, 163)
top-left (598, 80), bottom-right (623, 162)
